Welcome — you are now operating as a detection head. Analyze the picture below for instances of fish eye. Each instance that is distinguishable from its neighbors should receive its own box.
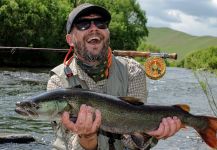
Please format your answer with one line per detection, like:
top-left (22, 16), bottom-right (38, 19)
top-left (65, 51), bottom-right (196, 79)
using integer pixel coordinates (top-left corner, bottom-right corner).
top-left (24, 102), bottom-right (32, 107)
top-left (32, 103), bottom-right (40, 109)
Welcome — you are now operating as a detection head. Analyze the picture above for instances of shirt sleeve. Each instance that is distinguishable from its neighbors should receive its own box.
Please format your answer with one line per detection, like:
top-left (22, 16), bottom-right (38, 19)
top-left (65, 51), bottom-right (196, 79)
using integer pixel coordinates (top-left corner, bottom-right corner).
top-left (47, 74), bottom-right (64, 91)
top-left (68, 135), bottom-right (86, 150)
top-left (127, 58), bottom-right (148, 103)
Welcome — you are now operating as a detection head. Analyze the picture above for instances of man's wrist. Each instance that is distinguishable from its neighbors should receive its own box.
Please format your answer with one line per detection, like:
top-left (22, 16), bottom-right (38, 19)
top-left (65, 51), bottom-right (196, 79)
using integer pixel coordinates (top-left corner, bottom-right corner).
top-left (78, 133), bottom-right (98, 150)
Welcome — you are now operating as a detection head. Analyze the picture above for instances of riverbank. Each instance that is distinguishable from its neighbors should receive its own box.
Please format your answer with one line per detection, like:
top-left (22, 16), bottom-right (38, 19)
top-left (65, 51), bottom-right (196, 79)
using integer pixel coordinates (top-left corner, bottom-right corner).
top-left (0, 47), bottom-right (66, 67)
top-left (0, 133), bottom-right (35, 144)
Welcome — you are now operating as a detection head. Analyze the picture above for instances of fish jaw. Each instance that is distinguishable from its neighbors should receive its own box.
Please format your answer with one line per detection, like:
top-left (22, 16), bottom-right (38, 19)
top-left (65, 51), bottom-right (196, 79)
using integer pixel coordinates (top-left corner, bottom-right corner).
top-left (15, 101), bottom-right (40, 118)
top-left (15, 100), bottom-right (69, 120)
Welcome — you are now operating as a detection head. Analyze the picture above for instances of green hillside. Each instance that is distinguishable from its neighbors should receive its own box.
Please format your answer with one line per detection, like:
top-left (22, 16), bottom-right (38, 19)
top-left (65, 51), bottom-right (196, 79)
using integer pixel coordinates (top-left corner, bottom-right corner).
top-left (146, 27), bottom-right (217, 60)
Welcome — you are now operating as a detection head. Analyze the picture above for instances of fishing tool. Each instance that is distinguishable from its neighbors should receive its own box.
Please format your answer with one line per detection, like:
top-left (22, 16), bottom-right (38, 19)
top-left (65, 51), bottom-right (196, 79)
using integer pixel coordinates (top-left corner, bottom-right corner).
top-left (113, 50), bottom-right (177, 80)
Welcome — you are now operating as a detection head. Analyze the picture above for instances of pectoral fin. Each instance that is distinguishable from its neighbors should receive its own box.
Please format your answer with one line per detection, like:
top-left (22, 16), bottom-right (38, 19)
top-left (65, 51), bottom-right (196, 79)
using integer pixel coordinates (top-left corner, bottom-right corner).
top-left (126, 132), bottom-right (155, 150)
top-left (131, 132), bottom-right (146, 149)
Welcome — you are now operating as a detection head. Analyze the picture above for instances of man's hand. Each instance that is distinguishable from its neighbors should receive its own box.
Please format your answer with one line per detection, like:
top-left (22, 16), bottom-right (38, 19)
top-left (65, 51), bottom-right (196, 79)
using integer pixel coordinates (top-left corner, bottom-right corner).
top-left (147, 116), bottom-right (182, 139)
top-left (61, 104), bottom-right (101, 150)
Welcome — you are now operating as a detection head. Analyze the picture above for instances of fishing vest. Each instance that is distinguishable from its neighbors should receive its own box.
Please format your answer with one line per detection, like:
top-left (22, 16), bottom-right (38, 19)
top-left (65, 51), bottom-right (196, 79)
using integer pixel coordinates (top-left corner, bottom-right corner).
top-left (49, 56), bottom-right (157, 150)
top-left (50, 55), bottom-right (129, 96)
top-left (50, 55), bottom-right (129, 150)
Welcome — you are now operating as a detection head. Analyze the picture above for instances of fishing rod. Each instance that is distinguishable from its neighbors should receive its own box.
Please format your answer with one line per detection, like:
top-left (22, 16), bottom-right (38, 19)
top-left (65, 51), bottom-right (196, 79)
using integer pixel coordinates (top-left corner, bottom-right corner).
top-left (0, 46), bottom-right (177, 80)
top-left (113, 50), bottom-right (177, 60)
top-left (0, 46), bottom-right (177, 60)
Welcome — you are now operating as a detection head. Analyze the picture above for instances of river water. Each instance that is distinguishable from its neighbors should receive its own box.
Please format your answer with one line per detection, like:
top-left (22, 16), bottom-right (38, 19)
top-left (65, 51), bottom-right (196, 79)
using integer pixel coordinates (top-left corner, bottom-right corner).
top-left (0, 67), bottom-right (216, 150)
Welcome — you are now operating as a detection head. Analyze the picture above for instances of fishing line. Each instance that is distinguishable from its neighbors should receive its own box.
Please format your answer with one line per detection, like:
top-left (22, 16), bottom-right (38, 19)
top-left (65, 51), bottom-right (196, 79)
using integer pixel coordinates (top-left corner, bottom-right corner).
top-left (194, 70), bottom-right (217, 116)
top-left (201, 72), bottom-right (217, 115)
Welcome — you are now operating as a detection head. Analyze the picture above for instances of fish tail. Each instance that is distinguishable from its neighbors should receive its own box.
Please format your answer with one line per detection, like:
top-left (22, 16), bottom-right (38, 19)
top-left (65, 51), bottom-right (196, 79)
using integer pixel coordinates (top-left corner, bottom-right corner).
top-left (196, 116), bottom-right (217, 148)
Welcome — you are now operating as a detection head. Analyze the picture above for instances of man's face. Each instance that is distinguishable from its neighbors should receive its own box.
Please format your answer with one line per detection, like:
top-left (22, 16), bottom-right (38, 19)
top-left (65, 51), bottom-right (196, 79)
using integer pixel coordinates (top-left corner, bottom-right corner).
top-left (70, 14), bottom-right (110, 64)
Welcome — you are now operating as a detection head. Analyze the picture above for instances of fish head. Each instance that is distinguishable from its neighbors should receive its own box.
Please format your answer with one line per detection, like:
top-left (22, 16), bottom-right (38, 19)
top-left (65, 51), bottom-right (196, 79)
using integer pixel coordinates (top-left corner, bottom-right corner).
top-left (15, 99), bottom-right (68, 120)
top-left (15, 100), bottom-right (40, 118)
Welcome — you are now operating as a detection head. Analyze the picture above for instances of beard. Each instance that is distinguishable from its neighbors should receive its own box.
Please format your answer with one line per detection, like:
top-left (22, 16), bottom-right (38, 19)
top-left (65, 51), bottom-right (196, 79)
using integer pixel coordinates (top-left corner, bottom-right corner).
top-left (73, 32), bottom-right (110, 64)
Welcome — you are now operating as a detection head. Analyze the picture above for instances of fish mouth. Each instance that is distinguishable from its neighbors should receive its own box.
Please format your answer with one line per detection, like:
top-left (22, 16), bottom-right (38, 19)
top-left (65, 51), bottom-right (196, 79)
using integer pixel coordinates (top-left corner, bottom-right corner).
top-left (15, 107), bottom-right (39, 117)
top-left (15, 107), bottom-right (29, 116)
top-left (15, 101), bottom-right (39, 118)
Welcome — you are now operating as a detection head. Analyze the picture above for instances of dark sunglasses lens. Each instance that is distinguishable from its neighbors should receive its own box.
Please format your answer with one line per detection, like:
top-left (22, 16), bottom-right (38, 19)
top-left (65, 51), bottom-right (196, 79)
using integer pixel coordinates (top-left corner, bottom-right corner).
top-left (75, 19), bottom-right (108, 31)
top-left (95, 20), bottom-right (108, 29)
top-left (75, 21), bottom-right (90, 30)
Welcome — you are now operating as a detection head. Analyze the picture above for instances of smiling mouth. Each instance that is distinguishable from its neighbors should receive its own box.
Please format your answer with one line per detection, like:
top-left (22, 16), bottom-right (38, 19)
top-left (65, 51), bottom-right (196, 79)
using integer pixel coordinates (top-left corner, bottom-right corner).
top-left (86, 35), bottom-right (102, 45)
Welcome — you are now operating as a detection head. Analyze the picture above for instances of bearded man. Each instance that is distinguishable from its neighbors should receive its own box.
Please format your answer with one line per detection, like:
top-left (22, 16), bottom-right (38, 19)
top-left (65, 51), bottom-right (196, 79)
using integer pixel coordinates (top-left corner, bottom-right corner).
top-left (47, 3), bottom-right (181, 150)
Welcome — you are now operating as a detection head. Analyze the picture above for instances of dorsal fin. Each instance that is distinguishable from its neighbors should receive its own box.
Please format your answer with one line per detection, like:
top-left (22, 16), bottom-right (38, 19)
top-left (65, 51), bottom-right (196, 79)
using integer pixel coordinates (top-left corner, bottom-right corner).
top-left (118, 96), bottom-right (144, 105)
top-left (173, 104), bottom-right (190, 112)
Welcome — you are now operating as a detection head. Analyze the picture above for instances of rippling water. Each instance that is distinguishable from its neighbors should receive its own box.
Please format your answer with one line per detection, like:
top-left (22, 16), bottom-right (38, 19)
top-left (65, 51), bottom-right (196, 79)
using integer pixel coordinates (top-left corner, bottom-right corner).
top-left (0, 67), bottom-right (216, 150)
top-left (0, 68), bottom-right (52, 150)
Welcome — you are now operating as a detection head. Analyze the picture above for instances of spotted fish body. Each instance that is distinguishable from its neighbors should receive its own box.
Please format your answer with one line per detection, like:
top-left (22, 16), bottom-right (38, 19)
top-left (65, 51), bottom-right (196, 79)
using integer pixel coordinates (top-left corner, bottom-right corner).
top-left (15, 88), bottom-right (217, 148)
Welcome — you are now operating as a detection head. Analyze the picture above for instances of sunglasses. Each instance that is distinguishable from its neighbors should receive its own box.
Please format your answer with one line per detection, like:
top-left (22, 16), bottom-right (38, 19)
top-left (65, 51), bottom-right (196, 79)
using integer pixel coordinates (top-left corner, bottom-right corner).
top-left (74, 18), bottom-right (109, 31)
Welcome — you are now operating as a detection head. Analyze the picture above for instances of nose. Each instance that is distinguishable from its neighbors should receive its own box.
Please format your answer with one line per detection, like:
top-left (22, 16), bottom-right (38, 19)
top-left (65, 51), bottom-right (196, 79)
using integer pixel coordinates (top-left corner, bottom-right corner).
top-left (89, 21), bottom-right (98, 30)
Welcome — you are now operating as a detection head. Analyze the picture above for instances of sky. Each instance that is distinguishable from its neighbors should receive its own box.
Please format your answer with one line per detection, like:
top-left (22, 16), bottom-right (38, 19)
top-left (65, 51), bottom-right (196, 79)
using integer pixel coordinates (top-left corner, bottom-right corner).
top-left (137, 0), bottom-right (217, 37)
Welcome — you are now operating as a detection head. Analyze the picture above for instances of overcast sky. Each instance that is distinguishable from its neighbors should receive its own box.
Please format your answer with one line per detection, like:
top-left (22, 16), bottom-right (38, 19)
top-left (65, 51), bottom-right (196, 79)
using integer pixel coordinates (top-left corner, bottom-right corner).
top-left (137, 0), bottom-right (217, 37)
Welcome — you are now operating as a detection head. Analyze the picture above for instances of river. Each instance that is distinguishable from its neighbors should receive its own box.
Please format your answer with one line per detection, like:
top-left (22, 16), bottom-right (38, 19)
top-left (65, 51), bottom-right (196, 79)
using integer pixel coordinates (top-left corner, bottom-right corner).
top-left (0, 67), bottom-right (216, 150)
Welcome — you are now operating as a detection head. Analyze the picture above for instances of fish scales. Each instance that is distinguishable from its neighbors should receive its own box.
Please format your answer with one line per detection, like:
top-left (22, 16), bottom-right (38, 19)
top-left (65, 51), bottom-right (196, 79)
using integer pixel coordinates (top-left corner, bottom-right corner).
top-left (15, 88), bottom-right (217, 148)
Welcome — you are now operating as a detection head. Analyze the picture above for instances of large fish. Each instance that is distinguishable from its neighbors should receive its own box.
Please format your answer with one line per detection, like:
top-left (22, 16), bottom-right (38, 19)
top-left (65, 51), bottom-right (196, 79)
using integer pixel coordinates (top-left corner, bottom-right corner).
top-left (15, 88), bottom-right (217, 148)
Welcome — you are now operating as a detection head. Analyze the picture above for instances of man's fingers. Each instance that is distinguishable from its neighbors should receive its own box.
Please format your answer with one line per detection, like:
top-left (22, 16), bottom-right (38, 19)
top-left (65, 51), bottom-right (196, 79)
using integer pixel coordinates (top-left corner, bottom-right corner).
top-left (76, 104), bottom-right (87, 133)
top-left (61, 111), bottom-right (76, 132)
top-left (167, 117), bottom-right (178, 137)
top-left (62, 105), bottom-right (102, 136)
top-left (147, 121), bottom-right (164, 137)
top-left (147, 117), bottom-right (182, 139)
top-left (91, 109), bottom-right (102, 132)
top-left (156, 118), bottom-right (170, 139)
top-left (173, 116), bottom-right (182, 131)
top-left (85, 106), bottom-right (94, 132)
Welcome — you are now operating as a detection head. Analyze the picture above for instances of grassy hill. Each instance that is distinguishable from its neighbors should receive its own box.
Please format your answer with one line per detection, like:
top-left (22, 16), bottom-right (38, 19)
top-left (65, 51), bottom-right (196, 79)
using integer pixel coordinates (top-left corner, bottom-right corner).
top-left (146, 27), bottom-right (217, 60)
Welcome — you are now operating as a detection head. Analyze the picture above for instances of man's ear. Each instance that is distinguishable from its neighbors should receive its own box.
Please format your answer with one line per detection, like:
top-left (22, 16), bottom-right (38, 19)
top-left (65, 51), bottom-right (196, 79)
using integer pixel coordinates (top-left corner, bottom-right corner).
top-left (66, 34), bottom-right (74, 46)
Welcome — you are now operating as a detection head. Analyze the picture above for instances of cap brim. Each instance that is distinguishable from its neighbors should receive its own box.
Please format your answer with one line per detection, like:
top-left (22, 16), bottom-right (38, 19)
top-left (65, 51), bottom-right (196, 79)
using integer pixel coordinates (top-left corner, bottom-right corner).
top-left (66, 4), bottom-right (111, 33)
top-left (75, 6), bottom-right (111, 22)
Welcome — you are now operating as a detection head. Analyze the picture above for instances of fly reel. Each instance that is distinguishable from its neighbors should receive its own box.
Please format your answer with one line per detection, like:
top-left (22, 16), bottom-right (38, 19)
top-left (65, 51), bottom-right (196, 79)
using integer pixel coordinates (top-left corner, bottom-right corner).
top-left (112, 50), bottom-right (177, 80)
top-left (144, 57), bottom-right (166, 80)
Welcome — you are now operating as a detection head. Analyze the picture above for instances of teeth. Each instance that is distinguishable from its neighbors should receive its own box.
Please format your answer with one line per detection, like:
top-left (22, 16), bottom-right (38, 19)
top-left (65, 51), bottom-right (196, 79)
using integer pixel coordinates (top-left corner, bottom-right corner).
top-left (87, 36), bottom-right (100, 42)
